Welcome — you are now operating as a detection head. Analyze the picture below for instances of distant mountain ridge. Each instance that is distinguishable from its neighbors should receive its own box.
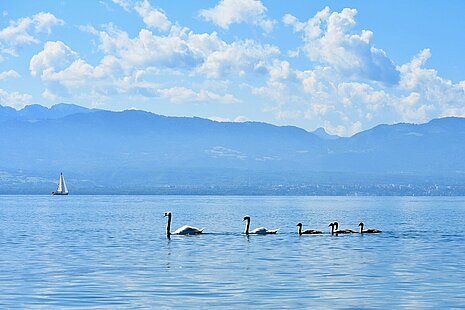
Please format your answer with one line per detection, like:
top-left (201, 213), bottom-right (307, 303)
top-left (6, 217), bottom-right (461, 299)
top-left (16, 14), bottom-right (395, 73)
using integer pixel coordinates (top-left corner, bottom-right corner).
top-left (1, 103), bottom-right (465, 195)
top-left (0, 103), bottom-right (97, 122)
top-left (312, 127), bottom-right (340, 140)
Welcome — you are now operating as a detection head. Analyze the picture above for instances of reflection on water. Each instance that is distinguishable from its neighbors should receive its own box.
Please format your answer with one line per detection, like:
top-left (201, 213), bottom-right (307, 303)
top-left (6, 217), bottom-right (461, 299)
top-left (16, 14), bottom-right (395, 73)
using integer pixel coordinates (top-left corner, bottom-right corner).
top-left (1, 195), bottom-right (465, 308)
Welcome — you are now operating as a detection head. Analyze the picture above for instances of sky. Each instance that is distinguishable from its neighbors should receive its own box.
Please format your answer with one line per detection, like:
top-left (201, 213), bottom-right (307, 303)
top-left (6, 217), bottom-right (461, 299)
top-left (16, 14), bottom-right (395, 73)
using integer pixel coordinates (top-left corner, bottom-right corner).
top-left (1, 0), bottom-right (465, 135)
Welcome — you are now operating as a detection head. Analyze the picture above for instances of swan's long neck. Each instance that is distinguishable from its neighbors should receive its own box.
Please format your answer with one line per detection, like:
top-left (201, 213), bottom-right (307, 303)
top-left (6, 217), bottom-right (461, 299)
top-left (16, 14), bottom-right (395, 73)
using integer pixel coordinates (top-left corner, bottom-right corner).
top-left (330, 224), bottom-right (334, 235)
top-left (166, 214), bottom-right (171, 238)
top-left (359, 223), bottom-right (364, 234)
top-left (244, 218), bottom-right (250, 235)
top-left (298, 225), bottom-right (302, 235)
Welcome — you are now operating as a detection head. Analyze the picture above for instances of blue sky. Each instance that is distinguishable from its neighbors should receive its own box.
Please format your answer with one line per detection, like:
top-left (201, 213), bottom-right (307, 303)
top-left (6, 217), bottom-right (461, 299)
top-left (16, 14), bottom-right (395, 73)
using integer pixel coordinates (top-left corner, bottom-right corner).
top-left (1, 0), bottom-right (464, 135)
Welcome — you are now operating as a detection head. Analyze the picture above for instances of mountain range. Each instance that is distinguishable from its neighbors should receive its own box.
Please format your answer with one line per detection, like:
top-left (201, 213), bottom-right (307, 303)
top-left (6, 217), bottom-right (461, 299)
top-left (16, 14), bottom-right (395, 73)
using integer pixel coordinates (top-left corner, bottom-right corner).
top-left (1, 103), bottom-right (465, 195)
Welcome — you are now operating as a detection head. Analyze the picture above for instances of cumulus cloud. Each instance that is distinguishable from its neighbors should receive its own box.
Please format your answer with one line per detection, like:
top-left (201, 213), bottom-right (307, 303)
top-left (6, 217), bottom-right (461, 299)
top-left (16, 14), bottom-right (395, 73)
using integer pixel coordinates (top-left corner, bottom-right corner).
top-left (19, 4), bottom-right (464, 137)
top-left (198, 39), bottom-right (279, 78)
top-left (254, 44), bottom-right (465, 135)
top-left (396, 49), bottom-right (465, 121)
top-left (0, 12), bottom-right (64, 58)
top-left (81, 23), bottom-right (278, 79)
top-left (158, 87), bottom-right (241, 104)
top-left (111, 0), bottom-right (131, 11)
top-left (200, 0), bottom-right (274, 33)
top-left (29, 28), bottom-right (264, 104)
top-left (284, 7), bottom-right (399, 85)
top-left (29, 41), bottom-right (114, 100)
top-left (134, 0), bottom-right (171, 31)
top-left (0, 70), bottom-right (20, 80)
top-left (30, 41), bottom-right (79, 77)
top-left (208, 115), bottom-right (248, 122)
top-left (0, 88), bottom-right (32, 108)
top-left (112, 0), bottom-right (171, 31)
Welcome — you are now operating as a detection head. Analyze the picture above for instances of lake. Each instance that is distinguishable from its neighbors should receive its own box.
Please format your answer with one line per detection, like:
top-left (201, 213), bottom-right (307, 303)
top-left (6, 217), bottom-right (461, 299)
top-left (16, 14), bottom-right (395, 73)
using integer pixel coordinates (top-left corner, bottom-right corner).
top-left (1, 195), bottom-right (465, 308)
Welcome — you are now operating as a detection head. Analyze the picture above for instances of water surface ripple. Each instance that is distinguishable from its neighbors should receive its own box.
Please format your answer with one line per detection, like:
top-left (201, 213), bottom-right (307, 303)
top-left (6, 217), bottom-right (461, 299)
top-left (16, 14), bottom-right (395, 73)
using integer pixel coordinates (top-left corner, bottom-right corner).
top-left (1, 195), bottom-right (465, 308)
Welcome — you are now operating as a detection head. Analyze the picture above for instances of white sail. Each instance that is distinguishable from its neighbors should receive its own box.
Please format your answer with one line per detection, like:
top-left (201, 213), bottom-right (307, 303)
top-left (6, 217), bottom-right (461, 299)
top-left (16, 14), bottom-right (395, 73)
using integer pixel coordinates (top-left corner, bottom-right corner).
top-left (54, 173), bottom-right (69, 195)
top-left (61, 174), bottom-right (68, 194)
top-left (57, 174), bottom-right (63, 193)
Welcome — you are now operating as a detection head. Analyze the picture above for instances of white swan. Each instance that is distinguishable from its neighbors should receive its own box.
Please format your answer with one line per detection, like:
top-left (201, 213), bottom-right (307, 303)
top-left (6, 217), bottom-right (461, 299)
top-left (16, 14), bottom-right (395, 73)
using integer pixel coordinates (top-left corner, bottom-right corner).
top-left (358, 222), bottom-right (382, 233)
top-left (296, 223), bottom-right (322, 235)
top-left (243, 215), bottom-right (279, 235)
top-left (164, 211), bottom-right (204, 238)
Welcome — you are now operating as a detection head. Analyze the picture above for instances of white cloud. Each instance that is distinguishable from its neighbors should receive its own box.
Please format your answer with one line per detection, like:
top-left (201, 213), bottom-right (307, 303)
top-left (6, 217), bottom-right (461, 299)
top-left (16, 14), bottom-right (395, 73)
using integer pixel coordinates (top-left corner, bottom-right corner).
top-left (0, 12), bottom-right (64, 58)
top-left (19, 4), bottom-right (463, 137)
top-left (254, 43), bottom-right (465, 135)
top-left (0, 70), bottom-right (20, 80)
top-left (30, 41), bottom-right (79, 77)
top-left (29, 41), bottom-right (112, 100)
top-left (284, 7), bottom-right (399, 85)
top-left (83, 23), bottom-right (278, 79)
top-left (198, 39), bottom-right (279, 78)
top-left (200, 0), bottom-right (274, 33)
top-left (0, 88), bottom-right (32, 108)
top-left (29, 31), bottom-right (258, 104)
top-left (112, 0), bottom-right (131, 11)
top-left (134, 0), bottom-right (171, 31)
top-left (208, 115), bottom-right (250, 122)
top-left (396, 48), bottom-right (465, 121)
top-left (112, 0), bottom-right (171, 31)
top-left (158, 86), bottom-right (240, 104)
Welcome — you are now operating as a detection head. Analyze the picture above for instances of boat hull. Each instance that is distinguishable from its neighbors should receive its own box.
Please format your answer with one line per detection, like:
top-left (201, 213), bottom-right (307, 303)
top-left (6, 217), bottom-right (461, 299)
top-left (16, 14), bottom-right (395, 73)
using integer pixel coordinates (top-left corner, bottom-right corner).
top-left (52, 192), bottom-right (69, 195)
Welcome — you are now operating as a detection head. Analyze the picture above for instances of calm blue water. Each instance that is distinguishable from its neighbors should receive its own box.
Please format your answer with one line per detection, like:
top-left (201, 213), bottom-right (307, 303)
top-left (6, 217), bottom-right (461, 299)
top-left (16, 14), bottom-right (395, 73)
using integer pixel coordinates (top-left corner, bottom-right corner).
top-left (1, 195), bottom-right (465, 308)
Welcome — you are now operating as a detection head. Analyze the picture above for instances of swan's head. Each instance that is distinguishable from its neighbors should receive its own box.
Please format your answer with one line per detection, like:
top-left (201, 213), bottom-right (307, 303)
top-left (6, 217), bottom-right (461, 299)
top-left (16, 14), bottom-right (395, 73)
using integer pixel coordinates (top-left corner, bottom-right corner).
top-left (164, 211), bottom-right (171, 217)
top-left (243, 215), bottom-right (250, 221)
top-left (358, 222), bottom-right (364, 227)
top-left (333, 222), bottom-right (339, 230)
top-left (328, 222), bottom-right (334, 227)
top-left (296, 223), bottom-right (303, 227)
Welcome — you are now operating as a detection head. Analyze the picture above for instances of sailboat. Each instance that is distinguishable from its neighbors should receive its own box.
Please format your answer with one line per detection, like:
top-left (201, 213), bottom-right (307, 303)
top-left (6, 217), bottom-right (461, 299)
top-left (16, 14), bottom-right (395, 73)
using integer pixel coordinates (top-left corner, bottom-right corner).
top-left (52, 173), bottom-right (69, 195)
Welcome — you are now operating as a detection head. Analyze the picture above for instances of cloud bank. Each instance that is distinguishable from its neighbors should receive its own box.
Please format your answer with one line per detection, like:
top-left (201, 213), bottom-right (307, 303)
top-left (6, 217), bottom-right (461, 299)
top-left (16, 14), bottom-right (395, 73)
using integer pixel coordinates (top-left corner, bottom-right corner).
top-left (1, 2), bottom-right (463, 136)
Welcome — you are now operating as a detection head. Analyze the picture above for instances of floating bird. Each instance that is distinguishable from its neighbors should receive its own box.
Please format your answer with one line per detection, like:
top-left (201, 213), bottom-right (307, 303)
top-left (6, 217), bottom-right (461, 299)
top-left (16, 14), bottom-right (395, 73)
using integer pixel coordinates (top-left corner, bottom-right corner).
top-left (334, 222), bottom-right (357, 233)
top-left (329, 222), bottom-right (357, 234)
top-left (358, 222), bottom-right (382, 234)
top-left (164, 211), bottom-right (204, 238)
top-left (296, 223), bottom-right (322, 235)
top-left (243, 215), bottom-right (279, 235)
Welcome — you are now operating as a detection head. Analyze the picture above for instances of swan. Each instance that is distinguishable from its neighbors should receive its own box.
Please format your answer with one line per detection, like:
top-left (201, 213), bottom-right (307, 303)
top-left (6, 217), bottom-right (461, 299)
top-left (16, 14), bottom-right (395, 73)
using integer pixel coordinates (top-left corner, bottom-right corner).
top-left (164, 211), bottom-right (205, 238)
top-left (329, 222), bottom-right (357, 234)
top-left (243, 215), bottom-right (279, 235)
top-left (328, 222), bottom-right (336, 235)
top-left (358, 222), bottom-right (382, 234)
top-left (296, 223), bottom-right (322, 235)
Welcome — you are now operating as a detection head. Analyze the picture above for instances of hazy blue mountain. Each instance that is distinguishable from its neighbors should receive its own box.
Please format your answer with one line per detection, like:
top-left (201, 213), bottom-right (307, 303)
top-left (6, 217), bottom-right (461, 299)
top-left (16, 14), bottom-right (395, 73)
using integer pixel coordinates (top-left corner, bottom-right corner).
top-left (0, 105), bottom-right (18, 122)
top-left (1, 104), bottom-right (465, 194)
top-left (312, 127), bottom-right (340, 140)
top-left (0, 103), bottom-right (96, 122)
top-left (323, 117), bottom-right (465, 174)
